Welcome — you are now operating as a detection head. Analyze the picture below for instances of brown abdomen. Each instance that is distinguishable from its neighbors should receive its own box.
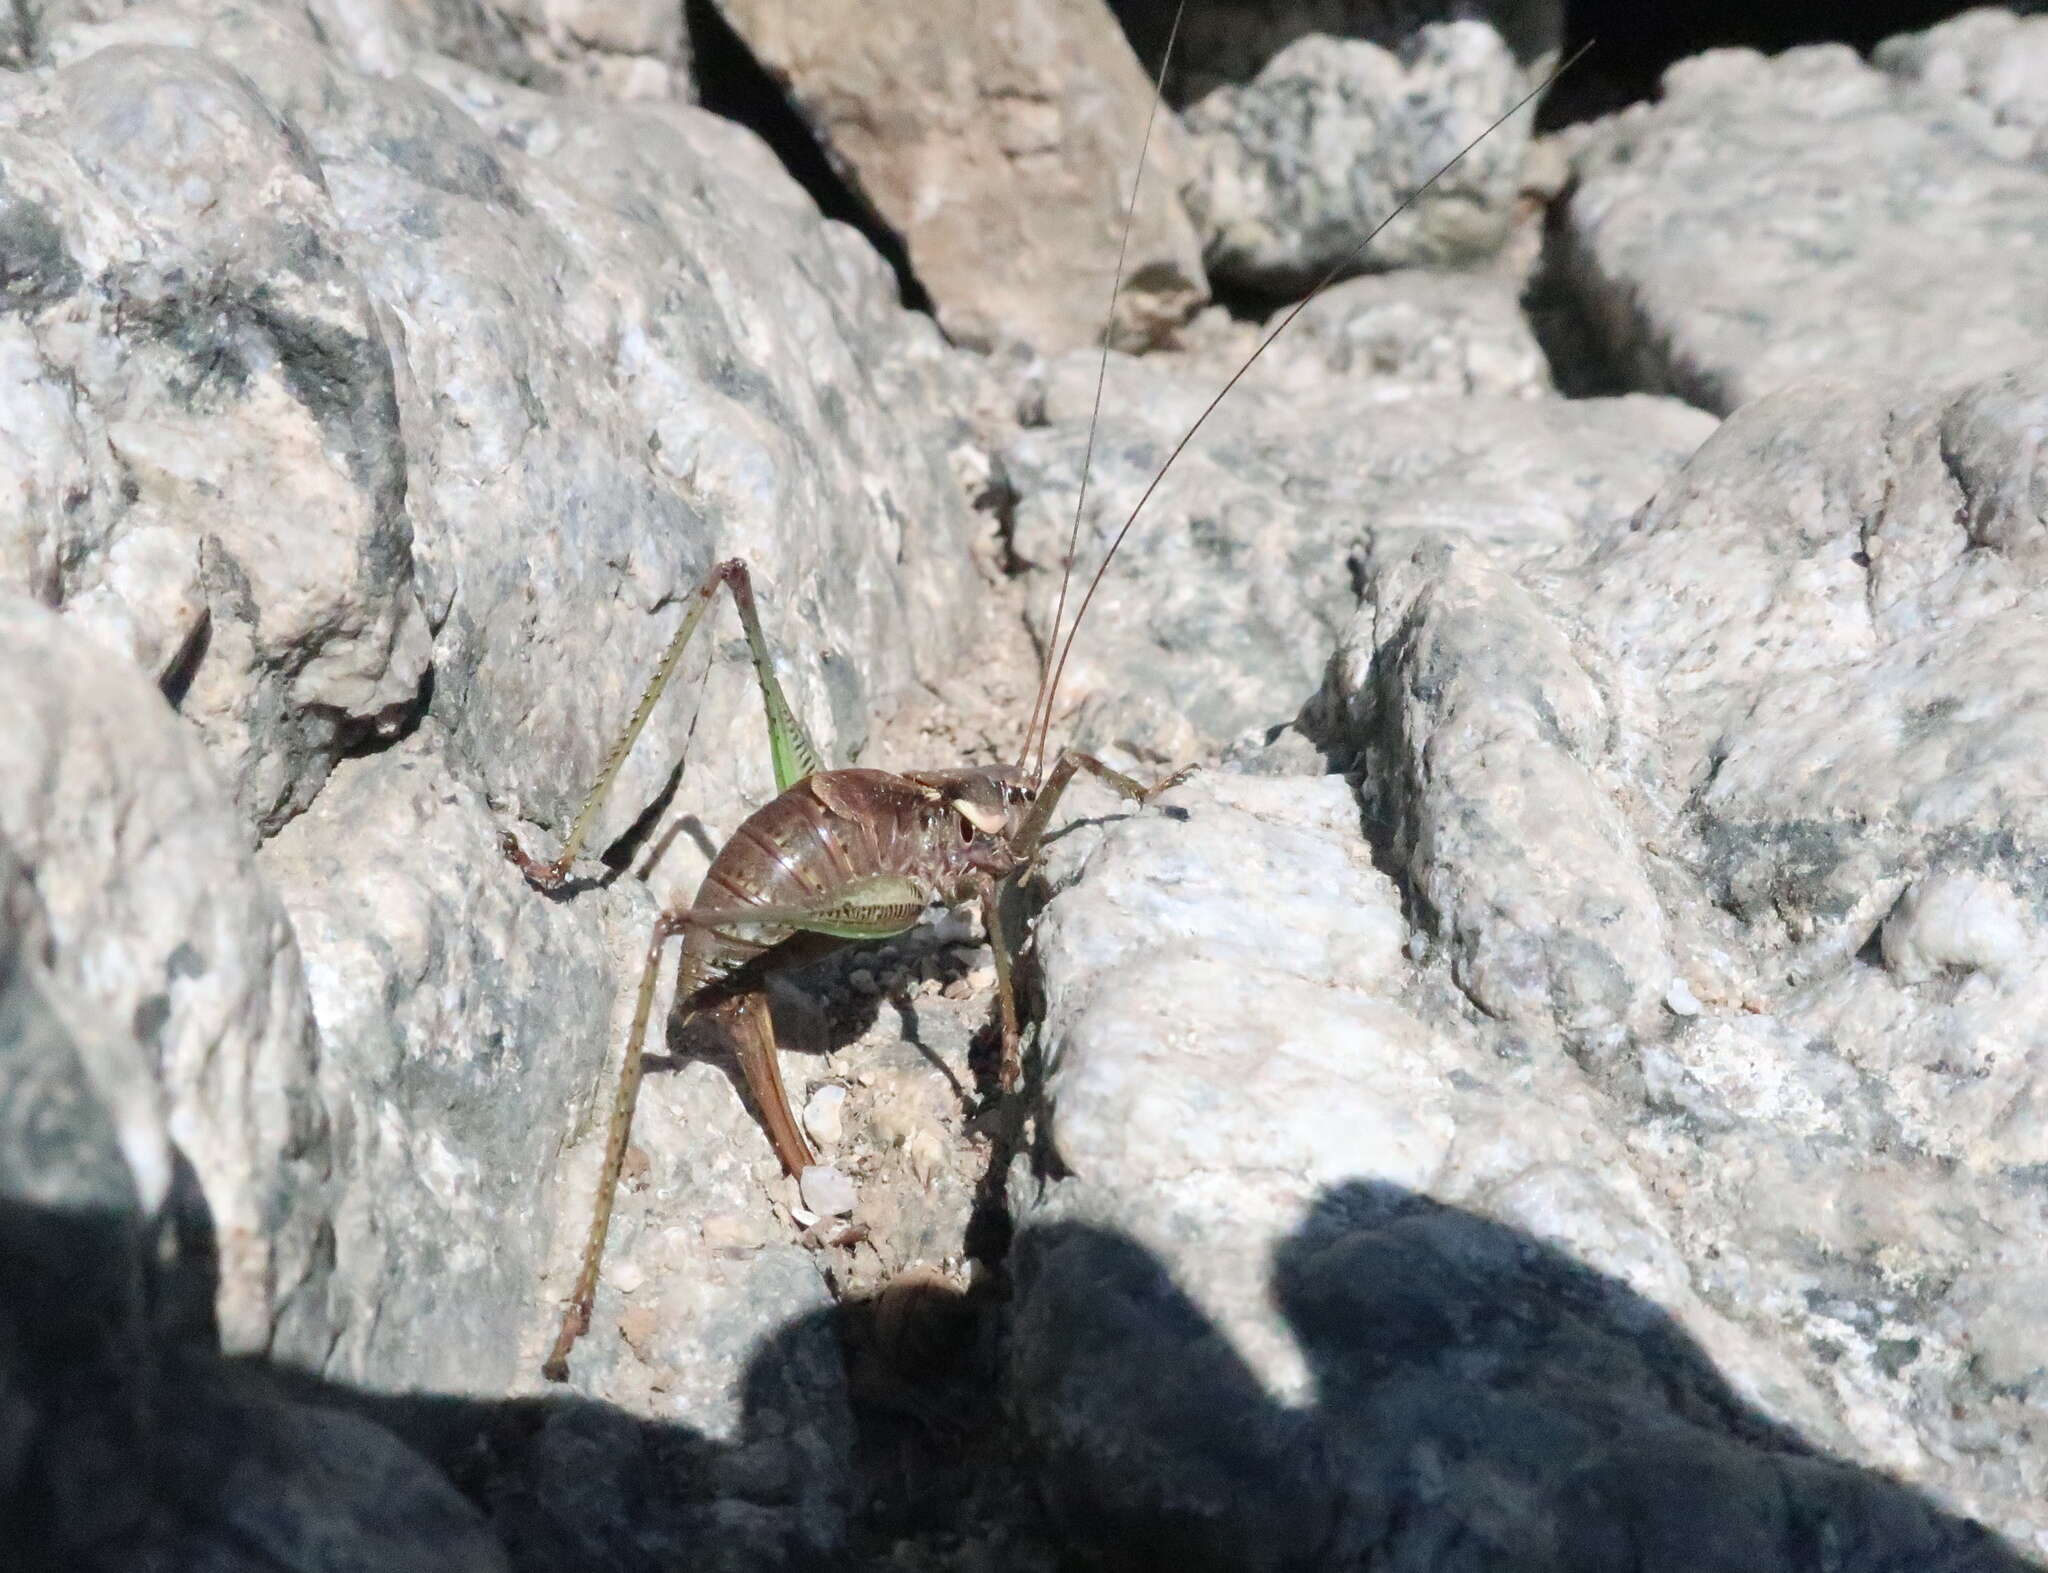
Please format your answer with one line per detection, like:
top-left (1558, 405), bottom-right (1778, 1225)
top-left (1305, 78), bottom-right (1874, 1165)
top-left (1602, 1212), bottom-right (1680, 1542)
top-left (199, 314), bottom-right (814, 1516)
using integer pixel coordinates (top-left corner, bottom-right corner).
top-left (676, 769), bottom-right (949, 1000)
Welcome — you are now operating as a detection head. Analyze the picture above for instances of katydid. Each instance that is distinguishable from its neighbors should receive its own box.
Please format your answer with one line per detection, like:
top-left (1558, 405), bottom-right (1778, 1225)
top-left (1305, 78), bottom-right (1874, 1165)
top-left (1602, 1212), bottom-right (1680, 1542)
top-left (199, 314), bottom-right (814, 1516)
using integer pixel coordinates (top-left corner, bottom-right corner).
top-left (503, 17), bottom-right (1585, 1382)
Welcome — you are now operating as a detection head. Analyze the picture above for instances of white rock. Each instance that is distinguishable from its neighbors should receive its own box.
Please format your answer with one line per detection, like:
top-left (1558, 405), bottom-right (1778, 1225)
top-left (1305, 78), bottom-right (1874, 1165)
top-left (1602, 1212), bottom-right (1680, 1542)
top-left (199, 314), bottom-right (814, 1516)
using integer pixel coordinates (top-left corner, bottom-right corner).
top-left (1565, 31), bottom-right (2048, 410)
top-left (1184, 24), bottom-right (1531, 292)
top-left (802, 1084), bottom-right (847, 1150)
top-left (799, 1165), bottom-right (857, 1219)
top-left (606, 1259), bottom-right (645, 1296)
top-left (1665, 977), bottom-right (1704, 1017)
top-left (1881, 872), bottom-right (2033, 985)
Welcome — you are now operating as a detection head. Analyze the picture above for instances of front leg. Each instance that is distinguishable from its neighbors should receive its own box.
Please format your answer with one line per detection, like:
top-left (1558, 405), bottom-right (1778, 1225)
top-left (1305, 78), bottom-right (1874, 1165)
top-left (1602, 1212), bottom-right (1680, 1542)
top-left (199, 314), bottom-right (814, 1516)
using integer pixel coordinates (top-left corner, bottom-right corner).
top-left (988, 753), bottom-right (1191, 1091)
top-left (1013, 750), bottom-right (1193, 863)
top-left (505, 558), bottom-right (824, 891)
top-left (976, 874), bottom-right (1025, 1092)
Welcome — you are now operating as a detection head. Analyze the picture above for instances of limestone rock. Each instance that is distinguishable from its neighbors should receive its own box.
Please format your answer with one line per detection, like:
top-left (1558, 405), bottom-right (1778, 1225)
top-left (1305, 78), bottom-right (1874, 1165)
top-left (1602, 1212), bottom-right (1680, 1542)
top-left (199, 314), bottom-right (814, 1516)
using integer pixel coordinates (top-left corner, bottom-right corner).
top-left (0, 835), bottom-right (506, 1573)
top-left (1005, 347), bottom-right (1712, 764)
top-left (1284, 366), bottom-right (2048, 1549)
top-left (0, 41), bottom-right (432, 833)
top-left (1011, 772), bottom-right (2034, 1568)
top-left (1163, 269), bottom-right (1555, 402)
top-left (1561, 32), bottom-right (2048, 411)
top-left (1, 2), bottom-right (988, 1556)
top-left (1109, 0), bottom-right (1563, 104)
top-left (0, 595), bottom-right (332, 1361)
top-left (710, 0), bottom-right (1207, 352)
top-left (1183, 23), bottom-right (1538, 292)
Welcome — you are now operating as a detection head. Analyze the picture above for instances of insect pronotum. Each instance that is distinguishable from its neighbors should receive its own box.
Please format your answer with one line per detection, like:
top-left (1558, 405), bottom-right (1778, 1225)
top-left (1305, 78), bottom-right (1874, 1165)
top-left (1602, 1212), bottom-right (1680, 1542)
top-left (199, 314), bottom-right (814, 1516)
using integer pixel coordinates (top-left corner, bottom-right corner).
top-left (502, 10), bottom-right (1588, 1383)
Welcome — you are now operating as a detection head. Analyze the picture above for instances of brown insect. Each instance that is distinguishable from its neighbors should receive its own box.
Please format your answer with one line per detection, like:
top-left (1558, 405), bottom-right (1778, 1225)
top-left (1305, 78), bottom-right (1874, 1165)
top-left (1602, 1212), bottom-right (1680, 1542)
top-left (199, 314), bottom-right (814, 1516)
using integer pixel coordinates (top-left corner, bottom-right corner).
top-left (503, 14), bottom-right (1582, 1382)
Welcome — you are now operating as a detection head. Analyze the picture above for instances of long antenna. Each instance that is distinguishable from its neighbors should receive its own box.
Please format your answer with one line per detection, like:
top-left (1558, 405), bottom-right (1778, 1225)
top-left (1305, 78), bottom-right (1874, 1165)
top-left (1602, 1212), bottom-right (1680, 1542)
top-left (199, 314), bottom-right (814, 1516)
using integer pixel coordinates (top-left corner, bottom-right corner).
top-left (1030, 39), bottom-right (1596, 770)
top-left (1023, 0), bottom-right (1190, 785)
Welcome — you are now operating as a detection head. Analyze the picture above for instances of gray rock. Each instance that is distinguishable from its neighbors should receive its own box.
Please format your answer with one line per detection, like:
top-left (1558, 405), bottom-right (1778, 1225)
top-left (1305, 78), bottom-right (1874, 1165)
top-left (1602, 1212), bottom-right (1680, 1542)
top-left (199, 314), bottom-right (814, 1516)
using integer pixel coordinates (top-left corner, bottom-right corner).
top-left (1164, 268), bottom-right (1555, 402)
top-left (0, 595), bottom-right (332, 1362)
top-left (0, 834), bottom-right (507, 1573)
top-left (1328, 534), bottom-right (1673, 1055)
top-left (0, 40), bottom-right (433, 833)
top-left (1874, 8), bottom-right (2048, 146)
top-left (1278, 367), bottom-right (2048, 1549)
top-left (1012, 772), bottom-right (2035, 1568)
top-left (1005, 346), bottom-right (1712, 764)
top-left (20, 0), bottom-right (690, 98)
top-left (1, 2), bottom-right (994, 1560)
top-left (24, 0), bottom-right (984, 887)
top-left (1182, 22), bottom-right (1538, 293)
top-left (1560, 30), bottom-right (2048, 412)
top-left (1111, 0), bottom-right (1563, 107)
top-left (711, 0), bottom-right (1208, 353)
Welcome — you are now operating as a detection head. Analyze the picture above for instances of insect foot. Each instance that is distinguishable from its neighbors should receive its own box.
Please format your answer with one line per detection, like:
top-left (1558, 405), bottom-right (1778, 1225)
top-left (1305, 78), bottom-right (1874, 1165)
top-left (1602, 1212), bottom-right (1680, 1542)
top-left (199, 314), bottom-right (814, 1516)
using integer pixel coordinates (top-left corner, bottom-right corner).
top-left (499, 828), bottom-right (571, 892)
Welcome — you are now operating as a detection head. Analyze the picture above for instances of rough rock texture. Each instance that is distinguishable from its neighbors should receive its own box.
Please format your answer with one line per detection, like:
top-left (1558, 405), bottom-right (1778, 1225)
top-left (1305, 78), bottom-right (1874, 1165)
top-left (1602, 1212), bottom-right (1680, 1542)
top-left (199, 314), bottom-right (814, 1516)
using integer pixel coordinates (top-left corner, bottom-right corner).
top-left (13, 0), bottom-right (692, 98)
top-left (1183, 22), bottom-right (1538, 292)
top-left (1876, 7), bottom-right (2048, 143)
top-left (1005, 343), bottom-right (1712, 764)
top-left (1350, 535), bottom-right (1673, 1057)
top-left (0, 831), bottom-right (509, 1573)
top-left (0, 597), bottom-right (331, 1361)
top-left (1009, 363), bottom-right (2048, 1563)
top-left (1561, 28), bottom-right (2048, 413)
top-left (1161, 267), bottom-right (1555, 403)
top-left (0, 38), bottom-right (433, 833)
top-left (1011, 775), bottom-right (2038, 1570)
top-left (1109, 0), bottom-right (1563, 103)
top-left (10, 1), bottom-right (2048, 1566)
top-left (471, 0), bottom-right (693, 100)
top-left (710, 0), bottom-right (1208, 352)
top-left (2, 0), bottom-right (981, 1341)
top-left (0, 0), bottom-right (991, 1561)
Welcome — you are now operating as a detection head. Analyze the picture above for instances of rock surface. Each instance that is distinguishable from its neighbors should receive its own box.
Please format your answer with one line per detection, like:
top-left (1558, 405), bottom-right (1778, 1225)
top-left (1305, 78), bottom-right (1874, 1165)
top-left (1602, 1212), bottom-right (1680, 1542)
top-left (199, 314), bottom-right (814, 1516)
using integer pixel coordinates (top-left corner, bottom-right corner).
top-left (712, 0), bottom-right (1208, 352)
top-left (1109, 0), bottom-right (1564, 105)
top-left (6, 2), bottom-right (2048, 1568)
top-left (1561, 27), bottom-right (2048, 412)
top-left (1183, 21), bottom-right (1537, 292)
top-left (1011, 770), bottom-right (2040, 1568)
top-left (1006, 343), bottom-right (1712, 765)
top-left (1008, 364), bottom-right (2048, 1563)
top-left (0, 597), bottom-right (331, 1361)
top-left (0, 0), bottom-right (989, 1563)
top-left (0, 827), bottom-right (509, 1573)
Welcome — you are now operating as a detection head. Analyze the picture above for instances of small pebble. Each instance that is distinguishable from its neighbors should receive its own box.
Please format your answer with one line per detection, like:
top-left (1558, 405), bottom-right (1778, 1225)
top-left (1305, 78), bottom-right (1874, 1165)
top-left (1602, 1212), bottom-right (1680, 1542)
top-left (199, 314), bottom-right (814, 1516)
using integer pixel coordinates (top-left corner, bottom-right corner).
top-left (906, 1129), bottom-right (945, 1189)
top-left (617, 1305), bottom-right (659, 1359)
top-left (965, 965), bottom-right (996, 992)
top-left (803, 1083), bottom-right (847, 1148)
top-left (1664, 977), bottom-right (1703, 1017)
top-left (799, 1163), bottom-right (858, 1217)
top-left (941, 976), bottom-right (974, 1000)
top-left (931, 908), bottom-right (981, 945)
top-left (606, 1258), bottom-right (646, 1295)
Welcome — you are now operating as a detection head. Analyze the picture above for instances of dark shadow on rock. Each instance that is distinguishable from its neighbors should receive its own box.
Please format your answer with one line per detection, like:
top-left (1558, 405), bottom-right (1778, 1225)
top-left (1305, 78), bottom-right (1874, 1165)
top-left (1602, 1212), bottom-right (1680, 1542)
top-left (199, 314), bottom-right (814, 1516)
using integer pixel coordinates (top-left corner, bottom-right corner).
top-left (10, 1153), bottom-right (2039, 1569)
top-left (1008, 1179), bottom-right (2038, 1572)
